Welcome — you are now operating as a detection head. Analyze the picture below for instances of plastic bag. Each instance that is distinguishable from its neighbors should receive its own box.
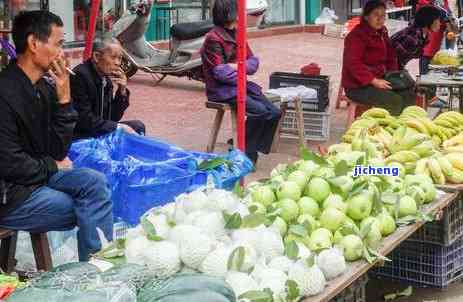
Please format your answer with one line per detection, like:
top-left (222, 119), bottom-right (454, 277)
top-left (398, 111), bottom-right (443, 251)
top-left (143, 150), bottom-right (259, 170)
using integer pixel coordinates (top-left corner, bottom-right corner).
top-left (69, 130), bottom-right (253, 225)
top-left (137, 273), bottom-right (236, 302)
top-left (315, 7), bottom-right (338, 24)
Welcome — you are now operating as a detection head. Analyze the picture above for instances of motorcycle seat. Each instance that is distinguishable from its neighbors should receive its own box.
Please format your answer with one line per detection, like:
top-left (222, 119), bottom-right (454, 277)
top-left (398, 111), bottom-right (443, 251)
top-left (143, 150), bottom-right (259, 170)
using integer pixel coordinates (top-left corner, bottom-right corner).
top-left (171, 20), bottom-right (214, 41)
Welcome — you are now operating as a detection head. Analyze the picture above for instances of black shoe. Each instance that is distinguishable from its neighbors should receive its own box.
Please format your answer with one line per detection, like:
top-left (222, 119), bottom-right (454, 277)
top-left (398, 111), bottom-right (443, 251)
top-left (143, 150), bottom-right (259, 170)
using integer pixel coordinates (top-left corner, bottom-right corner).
top-left (227, 139), bottom-right (234, 152)
top-left (246, 152), bottom-right (258, 166)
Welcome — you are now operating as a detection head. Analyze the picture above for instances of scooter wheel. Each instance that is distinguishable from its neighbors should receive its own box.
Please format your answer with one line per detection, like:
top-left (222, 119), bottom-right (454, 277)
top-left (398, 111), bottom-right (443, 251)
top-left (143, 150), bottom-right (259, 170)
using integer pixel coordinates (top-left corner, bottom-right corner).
top-left (121, 57), bottom-right (138, 78)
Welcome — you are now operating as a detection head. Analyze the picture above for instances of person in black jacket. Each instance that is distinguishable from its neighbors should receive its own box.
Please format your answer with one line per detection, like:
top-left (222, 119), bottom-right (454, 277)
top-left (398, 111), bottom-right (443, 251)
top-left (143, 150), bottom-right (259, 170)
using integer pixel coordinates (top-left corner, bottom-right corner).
top-left (71, 38), bottom-right (145, 139)
top-left (0, 11), bottom-right (113, 261)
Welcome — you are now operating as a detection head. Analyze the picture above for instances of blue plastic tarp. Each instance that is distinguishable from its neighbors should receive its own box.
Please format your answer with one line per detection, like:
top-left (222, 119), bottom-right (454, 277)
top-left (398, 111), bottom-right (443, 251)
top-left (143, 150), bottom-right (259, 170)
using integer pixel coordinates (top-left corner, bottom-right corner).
top-left (69, 130), bottom-right (253, 225)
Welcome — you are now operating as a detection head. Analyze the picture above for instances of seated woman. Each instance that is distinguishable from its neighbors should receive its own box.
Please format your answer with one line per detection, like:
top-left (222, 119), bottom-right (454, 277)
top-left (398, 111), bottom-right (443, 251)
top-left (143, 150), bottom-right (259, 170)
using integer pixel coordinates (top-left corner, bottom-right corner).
top-left (342, 0), bottom-right (415, 116)
top-left (200, 0), bottom-right (281, 165)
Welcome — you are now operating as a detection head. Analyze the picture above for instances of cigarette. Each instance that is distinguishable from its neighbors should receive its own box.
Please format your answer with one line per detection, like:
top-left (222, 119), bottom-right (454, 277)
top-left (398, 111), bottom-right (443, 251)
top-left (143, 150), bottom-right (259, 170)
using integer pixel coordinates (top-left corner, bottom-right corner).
top-left (65, 67), bottom-right (76, 76)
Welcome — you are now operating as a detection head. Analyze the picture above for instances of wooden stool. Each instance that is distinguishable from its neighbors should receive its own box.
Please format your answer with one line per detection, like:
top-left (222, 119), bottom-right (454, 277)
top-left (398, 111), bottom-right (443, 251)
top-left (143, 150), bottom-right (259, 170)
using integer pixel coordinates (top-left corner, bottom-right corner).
top-left (0, 228), bottom-right (52, 273)
top-left (206, 101), bottom-right (237, 153)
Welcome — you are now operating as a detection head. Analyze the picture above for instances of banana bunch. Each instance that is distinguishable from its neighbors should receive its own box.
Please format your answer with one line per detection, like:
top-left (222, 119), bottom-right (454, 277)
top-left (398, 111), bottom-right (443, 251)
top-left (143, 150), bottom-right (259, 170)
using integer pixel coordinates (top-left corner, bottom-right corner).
top-left (443, 133), bottom-right (463, 153)
top-left (433, 111), bottom-right (463, 141)
top-left (398, 106), bottom-right (445, 145)
top-left (342, 118), bottom-right (379, 143)
top-left (361, 108), bottom-right (401, 135)
top-left (350, 128), bottom-right (384, 159)
top-left (415, 153), bottom-right (463, 184)
top-left (388, 126), bottom-right (435, 157)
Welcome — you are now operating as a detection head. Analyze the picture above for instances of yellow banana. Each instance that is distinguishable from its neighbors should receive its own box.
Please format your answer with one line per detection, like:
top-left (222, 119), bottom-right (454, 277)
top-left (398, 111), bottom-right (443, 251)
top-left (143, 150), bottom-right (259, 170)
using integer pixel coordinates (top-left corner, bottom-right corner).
top-left (445, 153), bottom-right (463, 170)
top-left (446, 168), bottom-right (463, 184)
top-left (424, 166), bottom-right (432, 178)
top-left (434, 119), bottom-right (454, 128)
top-left (361, 108), bottom-right (390, 119)
top-left (412, 140), bottom-right (435, 158)
top-left (342, 134), bottom-right (353, 143)
top-left (386, 151), bottom-right (420, 164)
top-left (443, 134), bottom-right (463, 149)
top-left (405, 162), bottom-right (417, 174)
top-left (431, 135), bottom-right (442, 148)
top-left (403, 106), bottom-right (428, 118)
top-left (428, 158), bottom-right (446, 185)
top-left (401, 133), bottom-right (429, 150)
top-left (444, 146), bottom-right (463, 153)
top-left (351, 137), bottom-right (363, 151)
top-left (417, 117), bottom-right (439, 135)
top-left (437, 156), bottom-right (454, 177)
top-left (405, 119), bottom-right (430, 135)
top-left (436, 112), bottom-right (461, 127)
top-left (392, 126), bottom-right (407, 142)
top-left (385, 126), bottom-right (395, 135)
top-left (415, 158), bottom-right (429, 175)
top-left (445, 111), bottom-right (463, 123)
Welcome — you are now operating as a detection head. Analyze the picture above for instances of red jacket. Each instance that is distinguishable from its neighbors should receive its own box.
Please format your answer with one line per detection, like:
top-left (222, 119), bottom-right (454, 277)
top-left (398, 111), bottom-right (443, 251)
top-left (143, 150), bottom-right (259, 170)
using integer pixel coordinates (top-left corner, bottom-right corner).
top-left (342, 21), bottom-right (398, 90)
top-left (417, 0), bottom-right (449, 57)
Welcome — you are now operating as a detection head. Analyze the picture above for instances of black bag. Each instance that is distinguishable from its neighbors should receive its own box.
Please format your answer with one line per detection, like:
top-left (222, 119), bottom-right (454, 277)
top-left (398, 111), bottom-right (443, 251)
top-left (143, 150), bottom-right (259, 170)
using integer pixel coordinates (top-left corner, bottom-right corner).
top-left (384, 70), bottom-right (416, 91)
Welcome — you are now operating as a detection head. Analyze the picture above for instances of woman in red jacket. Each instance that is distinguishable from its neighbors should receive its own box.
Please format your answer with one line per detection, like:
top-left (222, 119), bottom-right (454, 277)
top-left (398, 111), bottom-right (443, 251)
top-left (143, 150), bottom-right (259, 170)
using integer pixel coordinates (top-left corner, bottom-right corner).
top-left (342, 0), bottom-right (415, 115)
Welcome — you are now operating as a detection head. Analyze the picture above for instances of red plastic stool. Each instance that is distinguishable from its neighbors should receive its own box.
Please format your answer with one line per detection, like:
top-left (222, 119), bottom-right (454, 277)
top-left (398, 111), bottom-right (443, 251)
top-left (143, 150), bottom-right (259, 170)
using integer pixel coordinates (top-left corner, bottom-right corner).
top-left (346, 100), bottom-right (372, 128)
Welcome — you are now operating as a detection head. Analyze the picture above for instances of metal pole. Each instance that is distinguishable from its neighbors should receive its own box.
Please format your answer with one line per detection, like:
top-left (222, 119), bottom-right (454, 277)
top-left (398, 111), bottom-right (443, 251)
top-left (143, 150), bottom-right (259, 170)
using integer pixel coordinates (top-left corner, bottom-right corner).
top-left (83, 0), bottom-right (102, 61)
top-left (237, 0), bottom-right (247, 153)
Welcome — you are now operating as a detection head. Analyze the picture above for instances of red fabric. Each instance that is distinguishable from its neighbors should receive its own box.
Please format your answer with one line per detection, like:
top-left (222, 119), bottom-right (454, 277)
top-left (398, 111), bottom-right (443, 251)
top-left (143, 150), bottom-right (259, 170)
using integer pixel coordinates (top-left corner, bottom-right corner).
top-left (342, 22), bottom-right (398, 89)
top-left (394, 0), bottom-right (405, 7)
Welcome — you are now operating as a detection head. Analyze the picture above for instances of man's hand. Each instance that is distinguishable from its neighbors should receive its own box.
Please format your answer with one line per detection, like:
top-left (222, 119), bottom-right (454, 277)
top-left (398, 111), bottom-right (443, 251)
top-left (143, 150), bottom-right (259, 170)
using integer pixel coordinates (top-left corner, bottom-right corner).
top-left (56, 157), bottom-right (73, 170)
top-left (49, 57), bottom-right (71, 104)
top-left (110, 68), bottom-right (127, 94)
top-left (228, 63), bottom-right (238, 70)
top-left (118, 123), bottom-right (136, 134)
top-left (371, 78), bottom-right (392, 90)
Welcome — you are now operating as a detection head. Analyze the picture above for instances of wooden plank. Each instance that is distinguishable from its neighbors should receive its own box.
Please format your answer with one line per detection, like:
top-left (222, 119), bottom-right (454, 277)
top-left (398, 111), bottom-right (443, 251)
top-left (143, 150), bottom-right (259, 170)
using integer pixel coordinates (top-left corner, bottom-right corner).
top-left (303, 191), bottom-right (459, 302)
top-left (436, 183), bottom-right (463, 192)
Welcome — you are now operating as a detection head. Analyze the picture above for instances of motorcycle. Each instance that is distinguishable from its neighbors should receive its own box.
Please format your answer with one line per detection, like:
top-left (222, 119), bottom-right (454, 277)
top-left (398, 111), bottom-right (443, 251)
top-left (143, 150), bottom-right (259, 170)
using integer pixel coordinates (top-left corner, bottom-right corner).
top-left (112, 0), bottom-right (268, 85)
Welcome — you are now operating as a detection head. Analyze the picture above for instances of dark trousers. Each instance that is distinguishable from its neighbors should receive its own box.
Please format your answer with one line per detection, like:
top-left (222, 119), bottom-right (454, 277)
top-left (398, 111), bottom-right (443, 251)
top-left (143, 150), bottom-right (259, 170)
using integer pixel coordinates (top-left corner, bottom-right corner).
top-left (419, 56), bottom-right (431, 75)
top-left (346, 86), bottom-right (416, 116)
top-left (120, 120), bottom-right (146, 135)
top-left (222, 95), bottom-right (281, 155)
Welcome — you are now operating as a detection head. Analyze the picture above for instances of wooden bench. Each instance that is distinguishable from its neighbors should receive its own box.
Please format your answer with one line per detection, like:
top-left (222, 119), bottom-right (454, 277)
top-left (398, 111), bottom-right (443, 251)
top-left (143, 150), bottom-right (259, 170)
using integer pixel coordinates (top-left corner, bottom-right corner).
top-left (0, 228), bottom-right (52, 273)
top-left (205, 101), bottom-right (237, 153)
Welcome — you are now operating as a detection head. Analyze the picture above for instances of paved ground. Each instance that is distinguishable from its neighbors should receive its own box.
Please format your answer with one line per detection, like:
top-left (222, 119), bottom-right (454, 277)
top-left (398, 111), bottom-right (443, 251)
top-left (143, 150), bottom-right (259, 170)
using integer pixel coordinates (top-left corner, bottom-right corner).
top-left (123, 31), bottom-right (461, 301)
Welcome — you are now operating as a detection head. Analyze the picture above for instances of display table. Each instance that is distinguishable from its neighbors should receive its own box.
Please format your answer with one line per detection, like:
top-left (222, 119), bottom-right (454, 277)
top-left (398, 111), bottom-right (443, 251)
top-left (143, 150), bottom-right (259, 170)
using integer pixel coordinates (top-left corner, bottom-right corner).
top-left (417, 71), bottom-right (463, 113)
top-left (303, 191), bottom-right (460, 302)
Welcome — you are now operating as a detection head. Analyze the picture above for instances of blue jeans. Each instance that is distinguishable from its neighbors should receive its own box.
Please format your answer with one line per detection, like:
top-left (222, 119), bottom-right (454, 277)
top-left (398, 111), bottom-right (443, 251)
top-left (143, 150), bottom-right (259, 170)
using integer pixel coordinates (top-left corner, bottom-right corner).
top-left (0, 168), bottom-right (113, 261)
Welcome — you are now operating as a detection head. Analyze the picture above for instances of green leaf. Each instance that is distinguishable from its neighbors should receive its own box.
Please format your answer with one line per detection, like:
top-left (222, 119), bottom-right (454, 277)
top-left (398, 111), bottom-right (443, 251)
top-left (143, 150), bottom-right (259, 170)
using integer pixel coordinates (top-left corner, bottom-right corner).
top-left (285, 240), bottom-right (300, 260)
top-left (360, 221), bottom-right (373, 239)
top-left (140, 216), bottom-right (163, 241)
top-left (349, 180), bottom-right (368, 198)
top-left (418, 212), bottom-right (434, 223)
top-left (286, 280), bottom-right (300, 301)
top-left (302, 221), bottom-right (313, 235)
top-left (363, 246), bottom-right (375, 264)
top-left (300, 145), bottom-right (329, 166)
top-left (335, 160), bottom-right (350, 177)
top-left (328, 180), bottom-right (348, 200)
top-left (384, 293), bottom-right (397, 301)
top-left (381, 192), bottom-right (400, 205)
top-left (383, 286), bottom-right (413, 301)
top-left (368, 247), bottom-right (391, 262)
top-left (306, 254), bottom-right (316, 267)
top-left (239, 290), bottom-right (274, 302)
top-left (233, 182), bottom-right (245, 198)
top-left (224, 212), bottom-right (242, 229)
top-left (242, 213), bottom-right (267, 228)
top-left (289, 224), bottom-right (308, 237)
top-left (228, 246), bottom-right (246, 271)
top-left (396, 215), bottom-right (418, 226)
top-left (249, 205), bottom-right (259, 214)
top-left (198, 157), bottom-right (231, 171)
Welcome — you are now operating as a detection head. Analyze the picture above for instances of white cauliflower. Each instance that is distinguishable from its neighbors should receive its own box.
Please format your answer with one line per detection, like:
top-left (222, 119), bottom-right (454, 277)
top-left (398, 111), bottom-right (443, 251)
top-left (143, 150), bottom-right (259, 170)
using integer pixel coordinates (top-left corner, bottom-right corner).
top-left (296, 242), bottom-right (312, 260)
top-left (317, 248), bottom-right (346, 280)
top-left (145, 213), bottom-right (170, 239)
top-left (159, 202), bottom-right (176, 218)
top-left (257, 229), bottom-right (284, 261)
top-left (259, 269), bottom-right (288, 297)
top-left (206, 189), bottom-right (240, 212)
top-left (199, 245), bottom-right (232, 278)
top-left (176, 190), bottom-right (209, 214)
top-left (229, 243), bottom-right (258, 273)
top-left (288, 261), bottom-right (326, 297)
top-left (231, 228), bottom-right (261, 250)
top-left (180, 234), bottom-right (214, 269)
top-left (226, 271), bottom-right (259, 297)
top-left (125, 233), bottom-right (152, 264)
top-left (143, 241), bottom-right (181, 278)
top-left (168, 224), bottom-right (202, 246)
top-left (268, 256), bottom-right (294, 273)
top-left (193, 211), bottom-right (227, 240)
top-left (184, 210), bottom-right (205, 225)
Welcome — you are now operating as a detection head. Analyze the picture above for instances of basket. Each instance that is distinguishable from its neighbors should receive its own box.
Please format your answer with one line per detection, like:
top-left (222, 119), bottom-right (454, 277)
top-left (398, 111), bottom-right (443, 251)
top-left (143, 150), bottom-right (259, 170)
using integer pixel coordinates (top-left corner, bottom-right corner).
top-left (408, 194), bottom-right (463, 246)
top-left (370, 236), bottom-right (463, 288)
top-left (269, 72), bottom-right (330, 112)
top-left (323, 23), bottom-right (346, 39)
top-left (330, 275), bottom-right (368, 302)
top-left (280, 106), bottom-right (331, 141)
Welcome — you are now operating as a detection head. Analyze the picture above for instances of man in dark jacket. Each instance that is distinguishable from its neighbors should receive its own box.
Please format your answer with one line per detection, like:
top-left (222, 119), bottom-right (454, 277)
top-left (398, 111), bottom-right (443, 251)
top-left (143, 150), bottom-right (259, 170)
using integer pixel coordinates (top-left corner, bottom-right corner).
top-left (0, 11), bottom-right (113, 261)
top-left (71, 38), bottom-right (145, 139)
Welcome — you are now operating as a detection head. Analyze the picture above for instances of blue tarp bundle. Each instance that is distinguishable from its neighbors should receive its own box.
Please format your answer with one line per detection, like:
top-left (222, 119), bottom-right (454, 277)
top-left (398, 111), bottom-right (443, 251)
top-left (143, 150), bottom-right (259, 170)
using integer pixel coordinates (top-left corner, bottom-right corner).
top-left (68, 130), bottom-right (253, 225)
